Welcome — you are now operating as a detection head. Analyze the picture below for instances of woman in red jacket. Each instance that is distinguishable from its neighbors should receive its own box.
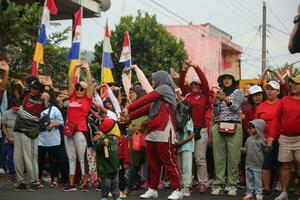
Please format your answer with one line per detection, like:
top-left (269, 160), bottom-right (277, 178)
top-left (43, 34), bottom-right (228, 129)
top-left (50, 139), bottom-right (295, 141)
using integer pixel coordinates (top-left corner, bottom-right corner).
top-left (122, 70), bottom-right (182, 200)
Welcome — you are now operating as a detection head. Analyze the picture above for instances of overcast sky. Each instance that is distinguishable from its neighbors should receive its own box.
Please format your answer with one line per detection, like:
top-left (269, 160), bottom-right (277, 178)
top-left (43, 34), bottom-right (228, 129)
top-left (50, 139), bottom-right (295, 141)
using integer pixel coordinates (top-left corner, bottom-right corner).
top-left (51, 0), bottom-right (300, 79)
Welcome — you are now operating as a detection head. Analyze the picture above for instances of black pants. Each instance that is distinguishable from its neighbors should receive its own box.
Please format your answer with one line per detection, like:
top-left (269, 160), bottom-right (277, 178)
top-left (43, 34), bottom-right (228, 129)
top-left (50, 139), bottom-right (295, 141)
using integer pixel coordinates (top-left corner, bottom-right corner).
top-left (119, 159), bottom-right (126, 191)
top-left (38, 145), bottom-right (60, 180)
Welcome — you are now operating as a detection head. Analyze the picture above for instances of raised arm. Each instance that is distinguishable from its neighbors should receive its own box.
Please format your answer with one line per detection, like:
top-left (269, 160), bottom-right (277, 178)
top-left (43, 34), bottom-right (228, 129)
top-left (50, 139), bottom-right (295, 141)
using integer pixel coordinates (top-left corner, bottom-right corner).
top-left (193, 65), bottom-right (210, 97)
top-left (0, 60), bottom-right (9, 96)
top-left (179, 61), bottom-right (190, 96)
top-left (134, 65), bottom-right (153, 93)
top-left (68, 63), bottom-right (80, 94)
top-left (81, 62), bottom-right (93, 98)
top-left (289, 4), bottom-right (300, 53)
top-left (107, 86), bottom-right (121, 118)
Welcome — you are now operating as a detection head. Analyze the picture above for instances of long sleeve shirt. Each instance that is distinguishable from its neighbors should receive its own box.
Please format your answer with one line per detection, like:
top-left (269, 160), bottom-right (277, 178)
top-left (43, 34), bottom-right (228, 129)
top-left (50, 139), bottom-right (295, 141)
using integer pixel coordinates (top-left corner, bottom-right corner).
top-left (117, 135), bottom-right (130, 165)
top-left (180, 66), bottom-right (211, 128)
top-left (212, 89), bottom-right (244, 123)
top-left (270, 96), bottom-right (300, 139)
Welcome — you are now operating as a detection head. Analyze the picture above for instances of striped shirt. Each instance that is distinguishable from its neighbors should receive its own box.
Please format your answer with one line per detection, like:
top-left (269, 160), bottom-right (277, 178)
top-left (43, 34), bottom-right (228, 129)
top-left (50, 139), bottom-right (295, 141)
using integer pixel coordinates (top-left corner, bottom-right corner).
top-left (213, 89), bottom-right (244, 122)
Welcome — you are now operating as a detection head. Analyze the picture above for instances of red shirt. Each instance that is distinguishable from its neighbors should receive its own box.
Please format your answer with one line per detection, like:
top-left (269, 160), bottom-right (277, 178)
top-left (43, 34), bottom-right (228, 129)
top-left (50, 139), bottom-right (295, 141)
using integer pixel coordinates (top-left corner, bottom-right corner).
top-left (179, 66), bottom-right (210, 128)
top-left (270, 96), bottom-right (300, 139)
top-left (67, 91), bottom-right (92, 132)
top-left (242, 104), bottom-right (256, 134)
top-left (255, 100), bottom-right (281, 140)
top-left (117, 135), bottom-right (129, 165)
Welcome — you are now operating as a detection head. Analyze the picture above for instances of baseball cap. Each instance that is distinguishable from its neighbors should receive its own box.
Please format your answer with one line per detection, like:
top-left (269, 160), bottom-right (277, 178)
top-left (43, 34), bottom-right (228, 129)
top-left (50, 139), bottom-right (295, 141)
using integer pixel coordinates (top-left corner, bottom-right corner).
top-left (30, 80), bottom-right (45, 91)
top-left (189, 76), bottom-right (201, 86)
top-left (266, 81), bottom-right (280, 90)
top-left (289, 74), bottom-right (300, 84)
top-left (75, 81), bottom-right (87, 89)
top-left (249, 85), bottom-right (263, 95)
top-left (99, 118), bottom-right (121, 137)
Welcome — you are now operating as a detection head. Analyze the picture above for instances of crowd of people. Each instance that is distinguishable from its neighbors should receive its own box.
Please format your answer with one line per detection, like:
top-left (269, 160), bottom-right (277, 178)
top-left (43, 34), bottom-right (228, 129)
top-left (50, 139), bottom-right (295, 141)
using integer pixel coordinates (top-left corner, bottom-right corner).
top-left (0, 58), bottom-right (299, 200)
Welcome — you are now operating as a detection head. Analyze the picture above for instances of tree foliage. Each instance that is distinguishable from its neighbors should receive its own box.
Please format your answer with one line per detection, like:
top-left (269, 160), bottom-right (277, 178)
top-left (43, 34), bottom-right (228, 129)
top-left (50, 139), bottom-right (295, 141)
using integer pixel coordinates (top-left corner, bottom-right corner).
top-left (0, 0), bottom-right (70, 86)
top-left (92, 11), bottom-right (188, 86)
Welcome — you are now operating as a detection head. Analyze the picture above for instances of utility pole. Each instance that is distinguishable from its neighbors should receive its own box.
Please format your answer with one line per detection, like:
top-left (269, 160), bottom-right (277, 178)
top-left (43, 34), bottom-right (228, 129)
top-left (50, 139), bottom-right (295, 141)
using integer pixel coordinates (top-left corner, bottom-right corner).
top-left (261, 0), bottom-right (267, 74)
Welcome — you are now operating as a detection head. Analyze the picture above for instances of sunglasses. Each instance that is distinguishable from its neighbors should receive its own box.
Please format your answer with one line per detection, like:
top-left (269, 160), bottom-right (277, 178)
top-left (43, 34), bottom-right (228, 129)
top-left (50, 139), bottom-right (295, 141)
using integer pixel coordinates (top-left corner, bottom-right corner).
top-left (75, 86), bottom-right (85, 92)
top-left (249, 123), bottom-right (255, 129)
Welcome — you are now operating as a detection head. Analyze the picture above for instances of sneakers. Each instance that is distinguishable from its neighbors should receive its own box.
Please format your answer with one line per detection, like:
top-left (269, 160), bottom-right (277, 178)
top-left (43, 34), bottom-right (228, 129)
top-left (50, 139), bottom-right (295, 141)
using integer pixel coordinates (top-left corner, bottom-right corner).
top-left (120, 191), bottom-right (127, 198)
top-left (167, 189), bottom-right (183, 200)
top-left (199, 183), bottom-right (206, 193)
top-left (13, 183), bottom-right (26, 191)
top-left (63, 184), bottom-right (77, 192)
top-left (275, 192), bottom-right (288, 200)
top-left (181, 187), bottom-right (190, 197)
top-left (80, 184), bottom-right (88, 192)
top-left (211, 186), bottom-right (223, 195)
top-left (27, 183), bottom-right (38, 192)
top-left (275, 182), bottom-right (282, 192)
top-left (0, 168), bottom-right (5, 174)
top-left (256, 194), bottom-right (263, 200)
top-left (50, 181), bottom-right (58, 188)
top-left (227, 186), bottom-right (237, 196)
top-left (36, 181), bottom-right (44, 188)
top-left (140, 188), bottom-right (158, 199)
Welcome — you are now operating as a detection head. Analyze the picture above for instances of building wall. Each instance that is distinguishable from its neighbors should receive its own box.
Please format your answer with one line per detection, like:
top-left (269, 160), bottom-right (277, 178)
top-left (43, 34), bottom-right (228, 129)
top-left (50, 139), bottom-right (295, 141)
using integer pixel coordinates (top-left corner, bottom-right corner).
top-left (165, 24), bottom-right (242, 87)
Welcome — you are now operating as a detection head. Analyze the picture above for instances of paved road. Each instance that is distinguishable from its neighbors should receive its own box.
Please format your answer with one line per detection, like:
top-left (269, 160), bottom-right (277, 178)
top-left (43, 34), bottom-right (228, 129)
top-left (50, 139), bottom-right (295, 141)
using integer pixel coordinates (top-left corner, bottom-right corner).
top-left (1, 175), bottom-right (299, 200)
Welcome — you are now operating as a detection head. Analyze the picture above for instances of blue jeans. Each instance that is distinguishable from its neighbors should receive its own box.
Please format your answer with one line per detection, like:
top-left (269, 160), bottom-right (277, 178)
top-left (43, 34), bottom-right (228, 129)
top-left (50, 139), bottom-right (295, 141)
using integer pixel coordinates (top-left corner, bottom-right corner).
top-left (5, 143), bottom-right (15, 175)
top-left (246, 167), bottom-right (262, 195)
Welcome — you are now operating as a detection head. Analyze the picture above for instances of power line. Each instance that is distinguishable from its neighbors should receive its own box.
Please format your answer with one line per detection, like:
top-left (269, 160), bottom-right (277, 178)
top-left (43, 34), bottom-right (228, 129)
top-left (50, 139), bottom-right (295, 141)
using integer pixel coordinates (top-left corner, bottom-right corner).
top-left (232, 26), bottom-right (259, 38)
top-left (149, 0), bottom-right (191, 24)
top-left (232, 0), bottom-right (261, 22)
top-left (140, 0), bottom-right (208, 37)
top-left (265, 3), bottom-right (291, 34)
top-left (227, 0), bottom-right (261, 25)
top-left (218, 0), bottom-right (257, 27)
top-left (269, 25), bottom-right (290, 36)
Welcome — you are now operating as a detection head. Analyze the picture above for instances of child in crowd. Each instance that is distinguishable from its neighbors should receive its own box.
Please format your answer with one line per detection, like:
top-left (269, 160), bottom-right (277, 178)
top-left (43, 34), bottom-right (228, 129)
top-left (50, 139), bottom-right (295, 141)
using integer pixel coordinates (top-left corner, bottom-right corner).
top-left (117, 128), bottom-right (129, 198)
top-left (241, 119), bottom-right (266, 200)
top-left (94, 118), bottom-right (121, 200)
top-left (176, 100), bottom-right (194, 197)
top-left (1, 98), bottom-right (21, 176)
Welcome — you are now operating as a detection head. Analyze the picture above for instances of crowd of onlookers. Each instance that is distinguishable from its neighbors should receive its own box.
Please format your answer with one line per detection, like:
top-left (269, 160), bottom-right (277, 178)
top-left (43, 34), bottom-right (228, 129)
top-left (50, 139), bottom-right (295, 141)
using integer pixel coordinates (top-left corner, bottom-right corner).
top-left (0, 2), bottom-right (299, 200)
top-left (0, 58), bottom-right (299, 200)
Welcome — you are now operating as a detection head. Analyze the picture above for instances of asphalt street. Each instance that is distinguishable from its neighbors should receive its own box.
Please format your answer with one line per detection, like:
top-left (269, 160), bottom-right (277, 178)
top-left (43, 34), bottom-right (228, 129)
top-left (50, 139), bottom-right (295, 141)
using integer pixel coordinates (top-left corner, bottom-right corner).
top-left (0, 174), bottom-right (299, 200)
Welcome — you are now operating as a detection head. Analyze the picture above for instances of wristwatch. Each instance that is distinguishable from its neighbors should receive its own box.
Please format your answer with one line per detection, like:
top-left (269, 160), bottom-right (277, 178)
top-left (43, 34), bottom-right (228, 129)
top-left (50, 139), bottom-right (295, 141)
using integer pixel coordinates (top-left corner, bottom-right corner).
top-left (294, 15), bottom-right (300, 24)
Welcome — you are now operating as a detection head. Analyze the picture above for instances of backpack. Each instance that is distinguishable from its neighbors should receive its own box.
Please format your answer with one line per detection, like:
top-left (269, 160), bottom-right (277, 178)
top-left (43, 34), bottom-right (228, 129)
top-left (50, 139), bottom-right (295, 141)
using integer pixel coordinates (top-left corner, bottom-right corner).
top-left (175, 100), bottom-right (192, 133)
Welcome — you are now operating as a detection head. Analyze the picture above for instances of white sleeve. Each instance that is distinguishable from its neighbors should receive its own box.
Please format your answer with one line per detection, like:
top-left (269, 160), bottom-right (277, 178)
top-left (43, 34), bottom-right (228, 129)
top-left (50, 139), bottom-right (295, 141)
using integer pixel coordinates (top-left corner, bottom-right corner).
top-left (93, 93), bottom-right (103, 106)
top-left (107, 88), bottom-right (121, 118)
top-left (106, 110), bottom-right (118, 121)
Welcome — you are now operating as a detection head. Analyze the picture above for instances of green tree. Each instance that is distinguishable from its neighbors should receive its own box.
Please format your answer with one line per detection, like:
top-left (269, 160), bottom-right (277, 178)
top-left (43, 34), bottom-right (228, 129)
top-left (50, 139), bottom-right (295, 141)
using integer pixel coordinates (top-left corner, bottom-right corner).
top-left (92, 11), bottom-right (188, 86)
top-left (0, 0), bottom-right (70, 86)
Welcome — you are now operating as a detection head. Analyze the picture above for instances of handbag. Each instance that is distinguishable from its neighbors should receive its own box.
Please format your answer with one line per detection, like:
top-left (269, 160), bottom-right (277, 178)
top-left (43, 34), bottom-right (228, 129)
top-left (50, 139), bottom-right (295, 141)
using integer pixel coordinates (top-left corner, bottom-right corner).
top-left (131, 131), bottom-right (143, 152)
top-left (64, 120), bottom-right (78, 137)
top-left (39, 106), bottom-right (52, 132)
top-left (24, 127), bottom-right (40, 139)
top-left (218, 122), bottom-right (237, 136)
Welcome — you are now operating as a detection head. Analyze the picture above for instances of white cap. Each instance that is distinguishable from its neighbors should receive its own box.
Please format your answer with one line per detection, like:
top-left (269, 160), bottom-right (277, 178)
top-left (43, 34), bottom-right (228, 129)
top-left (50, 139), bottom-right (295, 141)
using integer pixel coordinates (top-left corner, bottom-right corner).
top-left (249, 85), bottom-right (263, 95)
top-left (189, 76), bottom-right (201, 85)
top-left (266, 81), bottom-right (280, 90)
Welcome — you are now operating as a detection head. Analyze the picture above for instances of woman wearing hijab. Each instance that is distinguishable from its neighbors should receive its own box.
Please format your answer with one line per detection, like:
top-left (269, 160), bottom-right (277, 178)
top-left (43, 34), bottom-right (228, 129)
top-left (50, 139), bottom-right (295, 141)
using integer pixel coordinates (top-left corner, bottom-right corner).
top-left (211, 69), bottom-right (244, 196)
top-left (122, 70), bottom-right (182, 200)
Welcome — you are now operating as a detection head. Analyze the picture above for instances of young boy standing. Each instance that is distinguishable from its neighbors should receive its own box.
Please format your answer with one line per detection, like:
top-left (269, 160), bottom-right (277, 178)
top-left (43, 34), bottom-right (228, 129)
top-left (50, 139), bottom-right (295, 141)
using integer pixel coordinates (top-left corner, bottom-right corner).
top-left (95, 118), bottom-right (121, 200)
top-left (241, 119), bottom-right (266, 200)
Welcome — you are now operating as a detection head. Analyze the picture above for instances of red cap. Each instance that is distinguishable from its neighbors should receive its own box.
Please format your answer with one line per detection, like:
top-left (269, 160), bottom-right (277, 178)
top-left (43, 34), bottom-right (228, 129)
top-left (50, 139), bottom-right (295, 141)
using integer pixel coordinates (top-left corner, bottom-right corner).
top-left (99, 118), bottom-right (116, 134)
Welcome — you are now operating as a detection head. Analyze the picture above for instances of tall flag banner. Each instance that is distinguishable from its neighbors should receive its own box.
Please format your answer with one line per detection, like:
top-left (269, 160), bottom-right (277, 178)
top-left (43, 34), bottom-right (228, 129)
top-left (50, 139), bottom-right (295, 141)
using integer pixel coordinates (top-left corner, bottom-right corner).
top-left (68, 7), bottom-right (82, 82)
top-left (119, 31), bottom-right (132, 81)
top-left (101, 21), bottom-right (114, 83)
top-left (32, 0), bottom-right (58, 76)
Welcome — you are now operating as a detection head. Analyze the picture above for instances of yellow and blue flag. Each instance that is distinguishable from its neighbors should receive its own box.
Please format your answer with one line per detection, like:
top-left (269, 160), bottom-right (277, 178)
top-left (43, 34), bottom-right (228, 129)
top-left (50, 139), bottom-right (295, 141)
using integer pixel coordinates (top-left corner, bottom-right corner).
top-left (101, 21), bottom-right (114, 83)
top-left (32, 0), bottom-right (57, 75)
top-left (68, 7), bottom-right (82, 82)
